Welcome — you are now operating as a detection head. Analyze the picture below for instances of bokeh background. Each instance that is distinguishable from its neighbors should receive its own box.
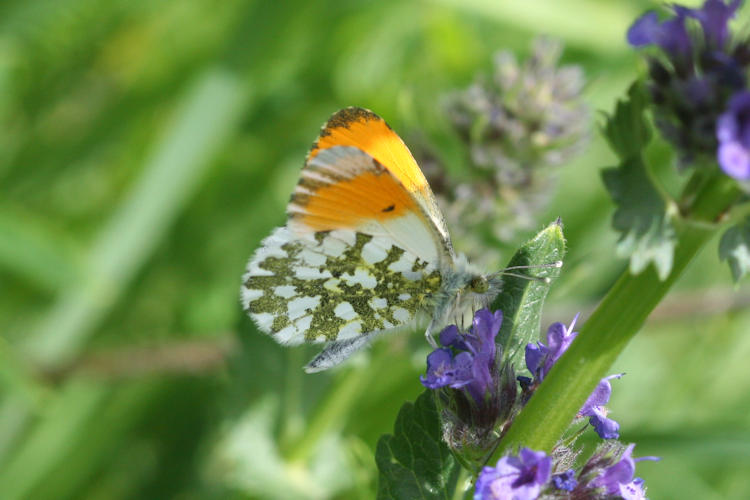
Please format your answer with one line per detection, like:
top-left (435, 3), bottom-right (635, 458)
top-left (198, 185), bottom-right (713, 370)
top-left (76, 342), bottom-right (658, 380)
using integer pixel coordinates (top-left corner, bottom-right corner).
top-left (3, 0), bottom-right (750, 498)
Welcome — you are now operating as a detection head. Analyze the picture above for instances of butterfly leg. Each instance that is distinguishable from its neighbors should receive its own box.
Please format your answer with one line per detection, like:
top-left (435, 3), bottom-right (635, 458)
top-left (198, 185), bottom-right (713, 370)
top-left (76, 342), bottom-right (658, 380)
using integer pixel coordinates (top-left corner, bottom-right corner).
top-left (424, 320), bottom-right (439, 348)
top-left (304, 334), bottom-right (374, 373)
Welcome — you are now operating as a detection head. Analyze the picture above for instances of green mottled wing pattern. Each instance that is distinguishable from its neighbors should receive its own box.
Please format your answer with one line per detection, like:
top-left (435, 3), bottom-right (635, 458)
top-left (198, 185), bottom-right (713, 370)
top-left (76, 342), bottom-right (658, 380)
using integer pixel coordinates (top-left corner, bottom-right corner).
top-left (241, 226), bottom-right (442, 345)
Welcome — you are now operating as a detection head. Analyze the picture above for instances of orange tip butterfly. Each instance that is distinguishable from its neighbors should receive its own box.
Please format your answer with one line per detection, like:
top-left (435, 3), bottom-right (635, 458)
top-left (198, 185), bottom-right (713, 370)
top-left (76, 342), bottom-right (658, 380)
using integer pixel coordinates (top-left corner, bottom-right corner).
top-left (241, 108), bottom-right (502, 372)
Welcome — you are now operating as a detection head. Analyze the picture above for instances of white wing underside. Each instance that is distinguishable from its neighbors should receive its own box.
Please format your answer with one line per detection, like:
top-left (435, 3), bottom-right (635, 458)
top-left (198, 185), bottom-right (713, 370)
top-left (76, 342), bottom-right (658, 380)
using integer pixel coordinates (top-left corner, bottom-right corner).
top-left (241, 226), bottom-right (434, 345)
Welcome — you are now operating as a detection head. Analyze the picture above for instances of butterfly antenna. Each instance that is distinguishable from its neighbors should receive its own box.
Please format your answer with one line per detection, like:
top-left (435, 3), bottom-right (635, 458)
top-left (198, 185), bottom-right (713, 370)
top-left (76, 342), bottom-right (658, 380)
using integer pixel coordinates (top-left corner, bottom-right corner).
top-left (500, 272), bottom-right (552, 283)
top-left (502, 261), bottom-right (563, 272)
top-left (494, 261), bottom-right (563, 283)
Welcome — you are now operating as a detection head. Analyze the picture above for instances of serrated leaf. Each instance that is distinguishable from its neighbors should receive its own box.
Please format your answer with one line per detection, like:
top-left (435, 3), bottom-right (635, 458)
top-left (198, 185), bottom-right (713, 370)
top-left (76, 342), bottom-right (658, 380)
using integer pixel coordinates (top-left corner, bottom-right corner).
top-left (602, 82), bottom-right (652, 159)
top-left (376, 391), bottom-right (460, 500)
top-left (601, 81), bottom-right (676, 280)
top-left (719, 218), bottom-right (750, 282)
top-left (602, 158), bottom-right (677, 280)
top-left (492, 220), bottom-right (566, 369)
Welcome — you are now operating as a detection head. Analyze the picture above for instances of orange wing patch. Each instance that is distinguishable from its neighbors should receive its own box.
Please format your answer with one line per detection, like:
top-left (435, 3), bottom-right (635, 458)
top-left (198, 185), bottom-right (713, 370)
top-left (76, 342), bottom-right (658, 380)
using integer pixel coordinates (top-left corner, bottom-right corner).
top-left (294, 167), bottom-right (418, 232)
top-left (289, 146), bottom-right (420, 232)
top-left (308, 107), bottom-right (428, 194)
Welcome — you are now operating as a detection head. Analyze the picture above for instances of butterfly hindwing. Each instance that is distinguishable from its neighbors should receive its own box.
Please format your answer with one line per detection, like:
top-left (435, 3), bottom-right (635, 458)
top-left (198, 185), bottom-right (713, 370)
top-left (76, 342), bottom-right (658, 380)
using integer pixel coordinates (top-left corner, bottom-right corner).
top-left (241, 224), bottom-right (443, 345)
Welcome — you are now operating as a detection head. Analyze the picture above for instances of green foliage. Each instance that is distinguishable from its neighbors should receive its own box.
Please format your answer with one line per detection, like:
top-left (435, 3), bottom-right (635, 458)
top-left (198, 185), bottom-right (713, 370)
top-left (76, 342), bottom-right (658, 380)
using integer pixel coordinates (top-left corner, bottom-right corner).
top-left (492, 220), bottom-right (566, 368)
top-left (376, 391), bottom-right (461, 500)
top-left (0, 1), bottom-right (748, 499)
top-left (601, 83), bottom-right (677, 280)
top-left (375, 223), bottom-right (565, 497)
top-left (602, 83), bottom-right (652, 158)
top-left (720, 218), bottom-right (750, 282)
top-left (497, 146), bottom-right (740, 460)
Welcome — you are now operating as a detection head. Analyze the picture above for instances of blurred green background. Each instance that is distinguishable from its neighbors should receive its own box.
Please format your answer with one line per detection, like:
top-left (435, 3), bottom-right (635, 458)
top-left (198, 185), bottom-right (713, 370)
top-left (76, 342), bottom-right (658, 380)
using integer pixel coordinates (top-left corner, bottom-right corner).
top-left (2, 0), bottom-right (750, 498)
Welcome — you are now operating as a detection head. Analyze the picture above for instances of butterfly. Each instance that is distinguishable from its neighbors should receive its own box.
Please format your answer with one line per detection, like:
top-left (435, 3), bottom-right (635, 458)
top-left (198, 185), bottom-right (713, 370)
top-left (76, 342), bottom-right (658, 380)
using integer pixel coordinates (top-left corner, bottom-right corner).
top-left (240, 107), bottom-right (503, 372)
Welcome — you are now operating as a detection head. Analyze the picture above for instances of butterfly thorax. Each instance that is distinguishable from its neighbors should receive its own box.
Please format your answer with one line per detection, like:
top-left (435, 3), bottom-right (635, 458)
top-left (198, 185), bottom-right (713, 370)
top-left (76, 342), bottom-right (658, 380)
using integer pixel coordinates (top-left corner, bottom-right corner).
top-left (429, 255), bottom-right (503, 332)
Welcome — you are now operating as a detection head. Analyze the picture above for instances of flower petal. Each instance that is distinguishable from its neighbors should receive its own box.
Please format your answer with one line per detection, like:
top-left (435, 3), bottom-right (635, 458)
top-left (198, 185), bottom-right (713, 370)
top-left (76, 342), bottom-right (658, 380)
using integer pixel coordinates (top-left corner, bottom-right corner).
top-left (589, 410), bottom-right (620, 439)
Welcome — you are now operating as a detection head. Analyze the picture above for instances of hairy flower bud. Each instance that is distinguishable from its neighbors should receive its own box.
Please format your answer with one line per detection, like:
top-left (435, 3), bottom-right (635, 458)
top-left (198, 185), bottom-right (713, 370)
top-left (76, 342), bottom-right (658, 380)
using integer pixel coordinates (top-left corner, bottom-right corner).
top-left (425, 38), bottom-right (589, 266)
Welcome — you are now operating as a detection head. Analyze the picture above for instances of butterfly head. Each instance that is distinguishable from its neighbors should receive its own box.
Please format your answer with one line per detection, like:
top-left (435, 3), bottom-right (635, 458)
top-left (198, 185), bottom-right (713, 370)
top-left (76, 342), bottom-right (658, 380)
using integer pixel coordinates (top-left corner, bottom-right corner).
top-left (469, 274), bottom-right (491, 294)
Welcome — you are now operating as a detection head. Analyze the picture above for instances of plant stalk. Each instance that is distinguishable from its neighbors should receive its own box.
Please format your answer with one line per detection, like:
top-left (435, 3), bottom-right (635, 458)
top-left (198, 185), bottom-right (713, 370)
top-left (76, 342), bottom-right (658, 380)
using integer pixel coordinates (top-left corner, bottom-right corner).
top-left (493, 173), bottom-right (740, 458)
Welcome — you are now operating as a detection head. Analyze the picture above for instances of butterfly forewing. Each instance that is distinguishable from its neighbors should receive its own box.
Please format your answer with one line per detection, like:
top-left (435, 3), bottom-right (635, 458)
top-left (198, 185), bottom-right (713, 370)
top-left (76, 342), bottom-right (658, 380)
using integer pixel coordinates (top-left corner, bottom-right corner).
top-left (307, 107), bottom-right (454, 262)
top-left (289, 146), bottom-right (448, 263)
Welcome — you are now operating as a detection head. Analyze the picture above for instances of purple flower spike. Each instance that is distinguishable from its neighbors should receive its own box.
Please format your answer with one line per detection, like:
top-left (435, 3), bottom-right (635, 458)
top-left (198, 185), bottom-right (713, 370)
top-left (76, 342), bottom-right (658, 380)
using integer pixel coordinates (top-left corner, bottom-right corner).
top-left (421, 309), bottom-right (503, 405)
top-left (627, 1), bottom-right (750, 168)
top-left (474, 448), bottom-right (551, 500)
top-left (717, 91), bottom-right (750, 179)
top-left (580, 374), bottom-right (623, 439)
top-left (592, 445), bottom-right (659, 500)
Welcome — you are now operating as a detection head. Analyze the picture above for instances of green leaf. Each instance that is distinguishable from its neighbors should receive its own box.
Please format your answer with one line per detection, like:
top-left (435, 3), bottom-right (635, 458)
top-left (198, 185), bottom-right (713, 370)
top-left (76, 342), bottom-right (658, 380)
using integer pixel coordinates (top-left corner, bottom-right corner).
top-left (719, 218), bottom-right (750, 282)
top-left (492, 220), bottom-right (566, 369)
top-left (376, 391), bottom-right (460, 500)
top-left (602, 82), bottom-right (651, 159)
top-left (601, 83), bottom-right (676, 280)
top-left (602, 157), bottom-right (677, 279)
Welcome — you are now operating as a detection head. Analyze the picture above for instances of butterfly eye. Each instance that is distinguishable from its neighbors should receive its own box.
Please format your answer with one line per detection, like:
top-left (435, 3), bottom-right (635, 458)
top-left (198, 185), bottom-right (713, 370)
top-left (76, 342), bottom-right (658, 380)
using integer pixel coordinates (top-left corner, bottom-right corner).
top-left (470, 276), bottom-right (489, 293)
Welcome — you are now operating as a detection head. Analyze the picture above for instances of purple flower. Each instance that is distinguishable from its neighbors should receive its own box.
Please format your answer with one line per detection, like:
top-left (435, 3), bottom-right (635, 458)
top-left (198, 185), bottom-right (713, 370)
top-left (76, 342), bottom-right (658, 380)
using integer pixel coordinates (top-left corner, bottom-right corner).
top-left (627, 1), bottom-right (749, 167)
top-left (683, 0), bottom-right (742, 48)
top-left (474, 448), bottom-right (551, 500)
top-left (579, 374), bottom-right (623, 439)
top-left (591, 444), bottom-right (658, 500)
top-left (420, 348), bottom-right (473, 389)
top-left (465, 309), bottom-right (502, 401)
top-left (717, 91), bottom-right (750, 179)
top-left (627, 10), bottom-right (692, 60)
top-left (620, 478), bottom-right (648, 500)
top-left (524, 314), bottom-right (578, 382)
top-left (522, 317), bottom-right (623, 439)
top-left (421, 309), bottom-right (503, 404)
top-left (551, 469), bottom-right (577, 492)
top-left (628, 1), bottom-right (741, 54)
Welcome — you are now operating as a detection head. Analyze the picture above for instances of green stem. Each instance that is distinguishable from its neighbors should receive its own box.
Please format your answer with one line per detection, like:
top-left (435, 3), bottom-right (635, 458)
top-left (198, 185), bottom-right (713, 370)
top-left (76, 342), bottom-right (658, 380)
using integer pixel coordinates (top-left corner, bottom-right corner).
top-left (493, 173), bottom-right (740, 458)
top-left (452, 466), bottom-right (472, 500)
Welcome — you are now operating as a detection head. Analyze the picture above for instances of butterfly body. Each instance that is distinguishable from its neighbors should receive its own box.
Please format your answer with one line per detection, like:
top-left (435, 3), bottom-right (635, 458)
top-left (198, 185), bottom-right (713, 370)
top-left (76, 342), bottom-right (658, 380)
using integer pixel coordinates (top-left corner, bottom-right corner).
top-left (241, 107), bottom-right (501, 371)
